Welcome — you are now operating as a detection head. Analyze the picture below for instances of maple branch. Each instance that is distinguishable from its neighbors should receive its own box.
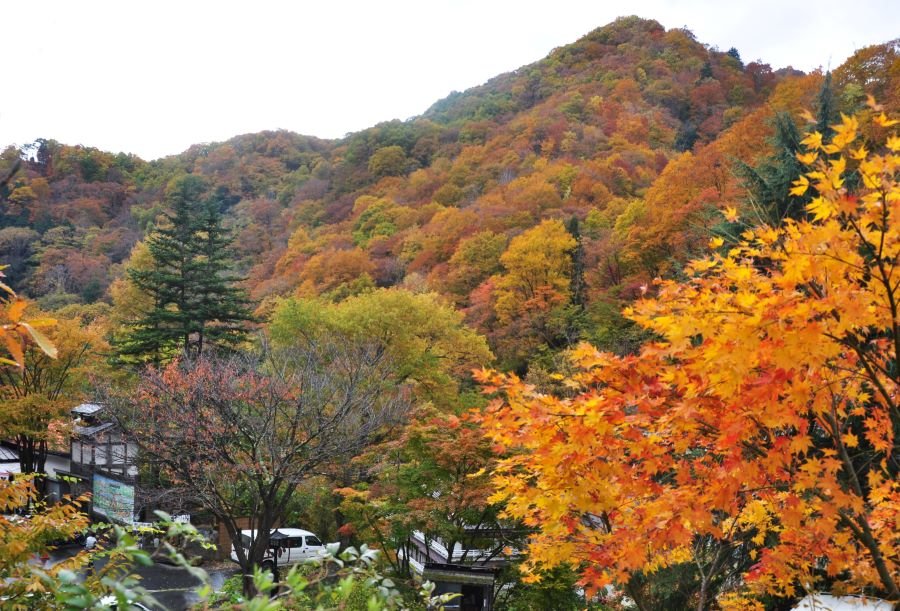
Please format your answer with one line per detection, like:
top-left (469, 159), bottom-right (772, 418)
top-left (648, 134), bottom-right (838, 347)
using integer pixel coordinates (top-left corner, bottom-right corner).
top-left (835, 334), bottom-right (900, 423)
top-left (837, 510), bottom-right (900, 599)
top-left (847, 213), bottom-right (900, 383)
top-left (824, 401), bottom-right (865, 500)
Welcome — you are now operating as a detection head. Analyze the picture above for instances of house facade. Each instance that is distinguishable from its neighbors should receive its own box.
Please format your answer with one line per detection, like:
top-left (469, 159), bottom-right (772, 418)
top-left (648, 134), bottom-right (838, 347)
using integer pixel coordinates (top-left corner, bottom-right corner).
top-left (401, 528), bottom-right (521, 611)
top-left (57, 402), bottom-right (140, 523)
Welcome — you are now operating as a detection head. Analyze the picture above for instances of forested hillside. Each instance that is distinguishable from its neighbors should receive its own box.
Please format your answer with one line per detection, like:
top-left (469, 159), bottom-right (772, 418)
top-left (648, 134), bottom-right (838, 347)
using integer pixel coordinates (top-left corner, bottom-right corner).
top-left (6, 17), bottom-right (886, 370)
top-left (3, 14), bottom-right (900, 610)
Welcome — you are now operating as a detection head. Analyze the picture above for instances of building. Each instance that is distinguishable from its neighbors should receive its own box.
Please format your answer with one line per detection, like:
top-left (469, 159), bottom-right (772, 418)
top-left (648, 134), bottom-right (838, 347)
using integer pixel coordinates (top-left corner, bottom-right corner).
top-left (402, 527), bottom-right (521, 611)
top-left (58, 403), bottom-right (140, 523)
top-left (0, 443), bottom-right (72, 503)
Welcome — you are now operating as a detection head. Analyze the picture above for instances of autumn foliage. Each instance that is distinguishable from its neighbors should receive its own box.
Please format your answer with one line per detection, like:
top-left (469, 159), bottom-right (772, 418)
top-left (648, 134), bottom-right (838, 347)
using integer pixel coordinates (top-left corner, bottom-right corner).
top-left (476, 108), bottom-right (900, 604)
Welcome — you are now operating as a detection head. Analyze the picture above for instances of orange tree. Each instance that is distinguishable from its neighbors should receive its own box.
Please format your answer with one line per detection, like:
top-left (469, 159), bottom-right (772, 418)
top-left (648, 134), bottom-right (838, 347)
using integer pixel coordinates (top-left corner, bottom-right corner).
top-left (476, 106), bottom-right (900, 608)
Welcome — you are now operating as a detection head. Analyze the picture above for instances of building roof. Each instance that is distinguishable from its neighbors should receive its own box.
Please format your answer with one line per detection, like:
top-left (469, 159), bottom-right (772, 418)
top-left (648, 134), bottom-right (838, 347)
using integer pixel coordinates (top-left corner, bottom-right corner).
top-left (74, 422), bottom-right (116, 437)
top-left (422, 563), bottom-right (498, 585)
top-left (71, 403), bottom-right (104, 416)
top-left (0, 446), bottom-right (18, 462)
top-left (792, 595), bottom-right (893, 611)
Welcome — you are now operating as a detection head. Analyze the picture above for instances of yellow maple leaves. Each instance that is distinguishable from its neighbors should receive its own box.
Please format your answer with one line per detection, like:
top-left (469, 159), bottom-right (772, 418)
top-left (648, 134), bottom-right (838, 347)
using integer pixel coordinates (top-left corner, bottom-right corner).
top-left (829, 113), bottom-right (859, 151)
top-left (478, 108), bottom-right (900, 602)
top-left (789, 174), bottom-right (809, 196)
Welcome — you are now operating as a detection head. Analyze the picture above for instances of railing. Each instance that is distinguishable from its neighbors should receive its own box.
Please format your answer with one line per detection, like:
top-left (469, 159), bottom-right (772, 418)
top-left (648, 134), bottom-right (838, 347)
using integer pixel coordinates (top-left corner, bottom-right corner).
top-left (69, 461), bottom-right (138, 484)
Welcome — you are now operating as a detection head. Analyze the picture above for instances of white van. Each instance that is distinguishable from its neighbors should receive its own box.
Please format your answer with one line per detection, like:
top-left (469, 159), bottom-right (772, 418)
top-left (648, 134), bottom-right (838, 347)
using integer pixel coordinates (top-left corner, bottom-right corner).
top-left (230, 528), bottom-right (325, 569)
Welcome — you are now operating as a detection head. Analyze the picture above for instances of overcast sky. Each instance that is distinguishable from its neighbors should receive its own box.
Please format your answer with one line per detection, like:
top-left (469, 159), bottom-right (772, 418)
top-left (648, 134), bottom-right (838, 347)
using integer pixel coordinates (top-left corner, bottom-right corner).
top-left (3, 0), bottom-right (897, 160)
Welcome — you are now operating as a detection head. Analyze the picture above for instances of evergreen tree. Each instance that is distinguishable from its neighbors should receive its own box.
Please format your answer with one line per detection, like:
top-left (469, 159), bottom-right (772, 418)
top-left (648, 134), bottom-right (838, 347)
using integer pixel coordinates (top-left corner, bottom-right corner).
top-left (735, 112), bottom-right (807, 226)
top-left (563, 216), bottom-right (588, 347)
top-left (674, 120), bottom-right (699, 152)
top-left (116, 175), bottom-right (254, 363)
top-left (735, 75), bottom-right (836, 228)
top-left (815, 71), bottom-right (838, 139)
top-left (192, 197), bottom-right (256, 355)
top-left (566, 216), bottom-right (586, 310)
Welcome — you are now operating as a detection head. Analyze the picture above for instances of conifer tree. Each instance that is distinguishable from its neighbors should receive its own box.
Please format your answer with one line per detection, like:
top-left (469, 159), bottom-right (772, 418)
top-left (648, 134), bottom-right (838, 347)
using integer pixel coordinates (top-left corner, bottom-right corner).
top-left (736, 75), bottom-right (836, 227)
top-left (566, 216), bottom-right (586, 311)
top-left (815, 71), bottom-right (838, 139)
top-left (736, 112), bottom-right (807, 225)
top-left (116, 175), bottom-right (253, 363)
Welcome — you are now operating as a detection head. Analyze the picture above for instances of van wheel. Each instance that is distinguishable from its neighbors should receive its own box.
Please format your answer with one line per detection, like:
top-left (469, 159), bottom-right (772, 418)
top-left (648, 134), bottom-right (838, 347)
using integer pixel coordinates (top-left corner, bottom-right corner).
top-left (261, 560), bottom-right (275, 574)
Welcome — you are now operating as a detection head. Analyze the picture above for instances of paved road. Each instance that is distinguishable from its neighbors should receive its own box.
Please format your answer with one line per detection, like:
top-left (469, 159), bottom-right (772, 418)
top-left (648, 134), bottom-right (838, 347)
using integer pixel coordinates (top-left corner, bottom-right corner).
top-left (133, 562), bottom-right (236, 610)
top-left (49, 546), bottom-right (237, 610)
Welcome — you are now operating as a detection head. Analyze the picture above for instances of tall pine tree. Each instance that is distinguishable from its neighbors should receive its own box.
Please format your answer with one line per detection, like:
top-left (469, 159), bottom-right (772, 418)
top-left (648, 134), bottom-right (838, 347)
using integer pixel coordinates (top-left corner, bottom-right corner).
top-left (116, 175), bottom-right (254, 363)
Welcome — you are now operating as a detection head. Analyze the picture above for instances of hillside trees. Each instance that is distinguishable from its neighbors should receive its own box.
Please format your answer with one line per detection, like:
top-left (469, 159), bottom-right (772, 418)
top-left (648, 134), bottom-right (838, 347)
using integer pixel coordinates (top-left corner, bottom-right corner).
top-left (115, 175), bottom-right (254, 363)
top-left (477, 110), bottom-right (900, 606)
top-left (490, 220), bottom-right (578, 368)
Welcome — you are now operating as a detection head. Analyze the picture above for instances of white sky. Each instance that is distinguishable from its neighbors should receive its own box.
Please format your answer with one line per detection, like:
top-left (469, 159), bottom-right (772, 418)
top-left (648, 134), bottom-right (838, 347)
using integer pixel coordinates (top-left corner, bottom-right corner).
top-left (3, 0), bottom-right (898, 160)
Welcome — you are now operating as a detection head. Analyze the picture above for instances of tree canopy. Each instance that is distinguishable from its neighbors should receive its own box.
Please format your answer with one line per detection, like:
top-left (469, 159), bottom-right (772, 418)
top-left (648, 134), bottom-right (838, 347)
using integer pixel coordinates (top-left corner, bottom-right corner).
top-left (477, 109), bottom-right (900, 607)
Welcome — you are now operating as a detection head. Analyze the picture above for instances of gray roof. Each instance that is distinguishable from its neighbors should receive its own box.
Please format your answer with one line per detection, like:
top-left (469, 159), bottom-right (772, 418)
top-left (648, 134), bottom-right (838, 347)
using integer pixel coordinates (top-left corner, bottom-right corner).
top-left (72, 403), bottom-right (104, 416)
top-left (74, 422), bottom-right (116, 437)
top-left (0, 446), bottom-right (18, 462)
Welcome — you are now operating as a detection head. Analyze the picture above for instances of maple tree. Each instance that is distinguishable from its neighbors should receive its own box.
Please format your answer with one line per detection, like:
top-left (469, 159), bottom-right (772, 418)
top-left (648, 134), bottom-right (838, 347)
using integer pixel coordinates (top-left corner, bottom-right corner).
top-left (337, 405), bottom-right (512, 578)
top-left (0, 474), bottom-right (93, 606)
top-left (103, 342), bottom-right (409, 596)
top-left (477, 108), bottom-right (900, 607)
top-left (0, 272), bottom-right (94, 606)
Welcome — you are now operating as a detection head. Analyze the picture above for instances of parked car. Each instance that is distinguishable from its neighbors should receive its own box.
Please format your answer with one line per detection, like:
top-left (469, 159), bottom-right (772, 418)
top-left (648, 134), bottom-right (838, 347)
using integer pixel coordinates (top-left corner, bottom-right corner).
top-left (98, 595), bottom-right (152, 609)
top-left (230, 528), bottom-right (325, 572)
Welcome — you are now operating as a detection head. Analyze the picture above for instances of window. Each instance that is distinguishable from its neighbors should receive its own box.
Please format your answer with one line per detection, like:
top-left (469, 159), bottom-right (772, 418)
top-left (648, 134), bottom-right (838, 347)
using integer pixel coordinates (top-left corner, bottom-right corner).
top-left (241, 534), bottom-right (252, 549)
top-left (285, 537), bottom-right (303, 549)
top-left (306, 536), bottom-right (322, 547)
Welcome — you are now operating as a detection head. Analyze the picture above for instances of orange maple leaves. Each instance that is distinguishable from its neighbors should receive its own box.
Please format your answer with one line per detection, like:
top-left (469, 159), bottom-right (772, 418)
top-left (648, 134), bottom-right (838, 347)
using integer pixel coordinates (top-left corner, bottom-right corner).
top-left (477, 108), bottom-right (900, 602)
top-left (0, 268), bottom-right (56, 368)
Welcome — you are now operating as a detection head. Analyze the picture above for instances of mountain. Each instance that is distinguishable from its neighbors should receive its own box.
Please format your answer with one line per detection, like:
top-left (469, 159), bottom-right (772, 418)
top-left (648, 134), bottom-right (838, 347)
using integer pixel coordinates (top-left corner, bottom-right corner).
top-left (1, 17), bottom-right (897, 369)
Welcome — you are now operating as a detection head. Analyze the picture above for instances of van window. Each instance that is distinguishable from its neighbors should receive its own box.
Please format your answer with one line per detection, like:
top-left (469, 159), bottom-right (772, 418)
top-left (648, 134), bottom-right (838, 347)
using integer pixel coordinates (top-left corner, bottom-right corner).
top-left (285, 537), bottom-right (304, 548)
top-left (241, 534), bottom-right (252, 549)
top-left (306, 536), bottom-right (322, 547)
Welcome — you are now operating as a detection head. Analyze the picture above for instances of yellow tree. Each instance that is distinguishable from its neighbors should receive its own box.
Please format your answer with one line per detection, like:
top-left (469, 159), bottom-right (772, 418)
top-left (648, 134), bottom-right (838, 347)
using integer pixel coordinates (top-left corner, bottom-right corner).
top-left (0, 314), bottom-right (106, 477)
top-left (490, 220), bottom-right (579, 366)
top-left (0, 270), bottom-right (91, 604)
top-left (493, 219), bottom-right (576, 324)
top-left (478, 107), bottom-right (900, 607)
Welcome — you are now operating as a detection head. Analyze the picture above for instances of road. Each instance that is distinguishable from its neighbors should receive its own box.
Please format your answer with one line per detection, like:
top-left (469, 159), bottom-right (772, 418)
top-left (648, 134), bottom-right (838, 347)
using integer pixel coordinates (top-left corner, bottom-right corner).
top-left (127, 560), bottom-right (235, 610)
top-left (49, 546), bottom-right (238, 610)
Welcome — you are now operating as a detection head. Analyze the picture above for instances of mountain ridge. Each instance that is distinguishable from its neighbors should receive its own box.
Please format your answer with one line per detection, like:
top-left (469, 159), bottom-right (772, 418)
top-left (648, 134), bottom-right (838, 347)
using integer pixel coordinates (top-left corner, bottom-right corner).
top-left (1, 16), bottom-right (898, 367)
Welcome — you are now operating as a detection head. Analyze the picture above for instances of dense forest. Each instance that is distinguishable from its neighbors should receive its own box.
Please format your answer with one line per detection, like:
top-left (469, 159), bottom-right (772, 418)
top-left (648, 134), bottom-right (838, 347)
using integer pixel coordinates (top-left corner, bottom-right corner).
top-left (2, 19), bottom-right (895, 369)
top-left (0, 18), bottom-right (830, 362)
top-left (2, 15), bottom-right (900, 610)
